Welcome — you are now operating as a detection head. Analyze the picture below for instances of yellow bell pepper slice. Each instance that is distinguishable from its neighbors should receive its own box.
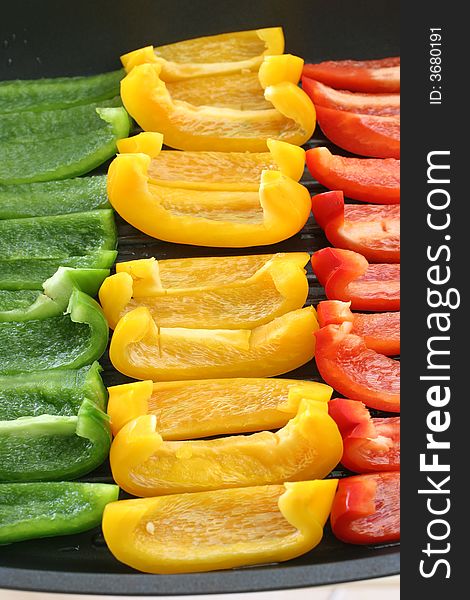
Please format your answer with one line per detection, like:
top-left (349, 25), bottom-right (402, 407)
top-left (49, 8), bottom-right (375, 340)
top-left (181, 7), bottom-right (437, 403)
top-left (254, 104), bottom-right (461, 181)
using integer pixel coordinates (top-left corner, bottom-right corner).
top-left (117, 132), bottom-right (306, 190)
top-left (110, 398), bottom-right (342, 496)
top-left (107, 153), bottom-right (311, 247)
top-left (109, 305), bottom-right (318, 381)
top-left (102, 479), bottom-right (338, 574)
top-left (99, 253), bottom-right (309, 330)
top-left (107, 378), bottom-right (333, 438)
top-left (119, 63), bottom-right (315, 151)
top-left (120, 27), bottom-right (284, 80)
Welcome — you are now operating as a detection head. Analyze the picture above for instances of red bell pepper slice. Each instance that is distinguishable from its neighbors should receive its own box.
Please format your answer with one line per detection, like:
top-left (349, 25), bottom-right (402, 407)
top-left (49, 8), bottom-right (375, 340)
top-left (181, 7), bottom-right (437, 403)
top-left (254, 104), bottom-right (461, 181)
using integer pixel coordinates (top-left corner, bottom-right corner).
top-left (317, 300), bottom-right (400, 356)
top-left (303, 57), bottom-right (400, 93)
top-left (315, 105), bottom-right (400, 159)
top-left (311, 191), bottom-right (400, 263)
top-left (311, 247), bottom-right (400, 312)
top-left (306, 147), bottom-right (400, 204)
top-left (301, 77), bottom-right (400, 116)
top-left (328, 398), bottom-right (400, 472)
top-left (314, 322), bottom-right (400, 412)
top-left (330, 472), bottom-right (400, 544)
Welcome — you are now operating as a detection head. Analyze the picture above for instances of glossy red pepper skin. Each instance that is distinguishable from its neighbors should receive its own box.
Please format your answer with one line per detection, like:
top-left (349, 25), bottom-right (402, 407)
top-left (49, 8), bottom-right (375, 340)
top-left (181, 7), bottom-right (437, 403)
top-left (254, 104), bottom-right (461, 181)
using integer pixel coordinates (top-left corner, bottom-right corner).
top-left (328, 398), bottom-right (400, 472)
top-left (317, 300), bottom-right (400, 356)
top-left (311, 191), bottom-right (400, 263)
top-left (315, 106), bottom-right (400, 159)
top-left (330, 472), bottom-right (400, 544)
top-left (303, 57), bottom-right (400, 93)
top-left (311, 248), bottom-right (400, 312)
top-left (314, 322), bottom-right (400, 412)
top-left (306, 147), bottom-right (400, 204)
top-left (301, 77), bottom-right (400, 116)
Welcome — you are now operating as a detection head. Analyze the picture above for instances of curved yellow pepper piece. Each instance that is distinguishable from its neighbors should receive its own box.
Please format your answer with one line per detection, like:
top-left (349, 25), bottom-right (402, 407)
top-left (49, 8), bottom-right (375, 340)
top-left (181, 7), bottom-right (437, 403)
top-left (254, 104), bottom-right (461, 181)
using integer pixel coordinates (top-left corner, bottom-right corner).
top-left (107, 153), bottom-right (311, 247)
top-left (120, 63), bottom-right (315, 151)
top-left (102, 479), bottom-right (337, 574)
top-left (120, 27), bottom-right (285, 80)
top-left (117, 132), bottom-right (306, 190)
top-left (107, 377), bottom-right (333, 438)
top-left (110, 398), bottom-right (342, 496)
top-left (99, 252), bottom-right (309, 330)
top-left (109, 305), bottom-right (318, 381)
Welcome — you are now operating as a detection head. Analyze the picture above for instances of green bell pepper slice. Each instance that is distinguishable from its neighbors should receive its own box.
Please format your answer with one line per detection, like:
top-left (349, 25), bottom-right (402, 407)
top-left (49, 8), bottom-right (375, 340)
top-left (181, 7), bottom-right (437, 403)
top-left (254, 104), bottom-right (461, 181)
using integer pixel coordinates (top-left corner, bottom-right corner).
top-left (0, 69), bottom-right (123, 114)
top-left (0, 250), bottom-right (117, 291)
top-left (0, 175), bottom-right (109, 220)
top-left (0, 482), bottom-right (119, 544)
top-left (0, 290), bottom-right (109, 375)
top-left (0, 267), bottom-right (109, 321)
top-left (0, 399), bottom-right (111, 482)
top-left (0, 106), bottom-right (130, 184)
top-left (0, 362), bottom-right (107, 420)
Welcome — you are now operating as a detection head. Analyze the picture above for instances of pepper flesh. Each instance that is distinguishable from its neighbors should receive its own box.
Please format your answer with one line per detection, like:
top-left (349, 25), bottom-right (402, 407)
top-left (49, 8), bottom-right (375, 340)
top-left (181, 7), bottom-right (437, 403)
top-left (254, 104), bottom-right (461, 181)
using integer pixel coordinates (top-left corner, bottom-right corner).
top-left (0, 482), bottom-right (119, 544)
top-left (317, 300), bottom-right (400, 356)
top-left (103, 480), bottom-right (337, 574)
top-left (121, 28), bottom-right (285, 80)
top-left (311, 247), bottom-right (400, 311)
top-left (107, 153), bottom-right (311, 247)
top-left (109, 306), bottom-right (318, 381)
top-left (311, 191), bottom-right (400, 263)
top-left (110, 398), bottom-right (342, 496)
top-left (99, 253), bottom-right (309, 330)
top-left (107, 378), bottom-right (332, 438)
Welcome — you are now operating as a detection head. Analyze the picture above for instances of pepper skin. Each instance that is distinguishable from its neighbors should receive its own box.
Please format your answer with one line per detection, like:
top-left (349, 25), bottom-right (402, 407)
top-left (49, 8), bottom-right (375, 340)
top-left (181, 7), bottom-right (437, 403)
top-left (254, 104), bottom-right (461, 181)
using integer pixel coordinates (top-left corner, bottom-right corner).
top-left (328, 398), bottom-right (400, 472)
top-left (317, 300), bottom-right (400, 356)
top-left (330, 472), bottom-right (400, 544)
top-left (107, 153), bottom-right (311, 247)
top-left (109, 306), bottom-right (318, 381)
top-left (314, 322), bottom-right (400, 413)
top-left (311, 248), bottom-right (400, 311)
top-left (107, 378), bottom-right (332, 438)
top-left (311, 191), bottom-right (400, 263)
top-left (121, 28), bottom-right (285, 80)
top-left (306, 147), bottom-right (400, 204)
top-left (110, 398), bottom-right (342, 497)
top-left (103, 480), bottom-right (337, 574)
top-left (99, 253), bottom-right (309, 330)
top-left (0, 482), bottom-right (119, 544)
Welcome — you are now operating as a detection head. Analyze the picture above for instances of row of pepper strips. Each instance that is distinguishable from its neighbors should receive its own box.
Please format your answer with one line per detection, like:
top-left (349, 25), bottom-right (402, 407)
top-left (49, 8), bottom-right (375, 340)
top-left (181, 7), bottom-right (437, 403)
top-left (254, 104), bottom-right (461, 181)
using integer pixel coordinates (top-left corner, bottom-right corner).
top-left (0, 70), bottom-right (130, 542)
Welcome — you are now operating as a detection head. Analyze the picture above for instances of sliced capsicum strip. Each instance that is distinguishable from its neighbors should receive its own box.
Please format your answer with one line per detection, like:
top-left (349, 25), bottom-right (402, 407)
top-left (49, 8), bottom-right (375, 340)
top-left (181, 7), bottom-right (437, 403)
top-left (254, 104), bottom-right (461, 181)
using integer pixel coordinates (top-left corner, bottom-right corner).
top-left (107, 153), bottom-right (311, 247)
top-left (0, 175), bottom-right (109, 220)
top-left (117, 132), bottom-right (306, 189)
top-left (301, 77), bottom-right (400, 116)
top-left (0, 362), bottom-right (107, 421)
top-left (311, 248), bottom-right (400, 311)
top-left (0, 251), bottom-right (117, 291)
top-left (107, 378), bottom-right (332, 438)
top-left (329, 398), bottom-right (400, 473)
top-left (121, 27), bottom-right (284, 80)
top-left (0, 290), bottom-right (109, 375)
top-left (0, 267), bottom-right (109, 322)
top-left (120, 63), bottom-right (315, 151)
top-left (317, 300), bottom-right (400, 356)
top-left (0, 209), bottom-right (117, 261)
top-left (103, 479), bottom-right (337, 574)
top-left (99, 253), bottom-right (309, 329)
top-left (0, 70), bottom-right (123, 114)
top-left (311, 191), bottom-right (400, 263)
top-left (0, 482), bottom-right (119, 544)
top-left (110, 306), bottom-right (318, 381)
top-left (110, 398), bottom-right (342, 496)
top-left (306, 147), bottom-right (400, 204)
top-left (315, 323), bottom-right (400, 413)
top-left (330, 472), bottom-right (400, 544)
top-left (0, 399), bottom-right (111, 482)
